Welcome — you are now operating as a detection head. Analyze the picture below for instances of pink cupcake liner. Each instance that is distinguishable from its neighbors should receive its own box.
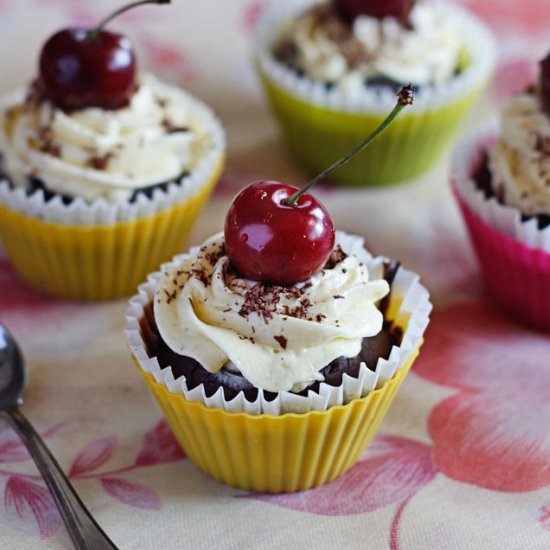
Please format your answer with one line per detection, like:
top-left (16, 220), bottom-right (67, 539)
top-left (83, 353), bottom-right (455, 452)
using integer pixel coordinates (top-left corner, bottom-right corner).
top-left (453, 177), bottom-right (550, 333)
top-left (452, 120), bottom-right (550, 332)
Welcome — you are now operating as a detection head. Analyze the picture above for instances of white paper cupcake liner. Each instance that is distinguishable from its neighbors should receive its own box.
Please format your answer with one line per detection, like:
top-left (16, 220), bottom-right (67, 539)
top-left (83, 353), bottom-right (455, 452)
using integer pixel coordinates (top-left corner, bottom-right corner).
top-left (125, 231), bottom-right (432, 415)
top-left (451, 120), bottom-right (550, 253)
top-left (0, 90), bottom-right (226, 226)
top-left (254, 0), bottom-right (497, 113)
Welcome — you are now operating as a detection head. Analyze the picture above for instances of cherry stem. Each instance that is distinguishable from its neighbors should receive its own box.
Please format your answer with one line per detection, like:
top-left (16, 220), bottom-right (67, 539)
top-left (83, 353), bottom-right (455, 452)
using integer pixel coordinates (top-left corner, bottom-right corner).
top-left (285, 84), bottom-right (415, 205)
top-left (86, 0), bottom-right (171, 41)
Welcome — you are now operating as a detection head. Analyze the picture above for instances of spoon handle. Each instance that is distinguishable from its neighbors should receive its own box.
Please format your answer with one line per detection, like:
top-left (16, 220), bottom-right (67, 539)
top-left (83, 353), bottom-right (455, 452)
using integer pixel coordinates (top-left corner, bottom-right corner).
top-left (5, 407), bottom-right (118, 550)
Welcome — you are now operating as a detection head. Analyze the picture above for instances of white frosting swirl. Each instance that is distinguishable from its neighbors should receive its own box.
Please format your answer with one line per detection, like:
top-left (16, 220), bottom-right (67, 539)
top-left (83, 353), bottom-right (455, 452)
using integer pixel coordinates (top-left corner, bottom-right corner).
top-left (154, 233), bottom-right (389, 393)
top-left (0, 74), bottom-right (210, 202)
top-left (277, 0), bottom-right (462, 88)
top-left (489, 93), bottom-right (550, 215)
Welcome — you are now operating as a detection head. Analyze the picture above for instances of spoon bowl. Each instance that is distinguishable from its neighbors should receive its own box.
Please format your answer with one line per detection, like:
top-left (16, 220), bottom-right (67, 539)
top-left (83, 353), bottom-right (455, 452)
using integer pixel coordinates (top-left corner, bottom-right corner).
top-left (0, 324), bottom-right (27, 410)
top-left (0, 323), bottom-right (117, 550)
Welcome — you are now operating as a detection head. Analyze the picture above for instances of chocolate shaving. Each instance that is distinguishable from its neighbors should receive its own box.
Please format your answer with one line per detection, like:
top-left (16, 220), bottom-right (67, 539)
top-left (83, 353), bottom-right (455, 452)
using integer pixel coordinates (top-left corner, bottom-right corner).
top-left (190, 267), bottom-right (209, 287)
top-left (274, 40), bottom-right (299, 66)
top-left (324, 245), bottom-right (347, 269)
top-left (237, 282), bottom-right (310, 322)
top-left (86, 152), bottom-right (114, 171)
top-left (204, 248), bottom-right (224, 267)
top-left (23, 80), bottom-right (46, 110)
top-left (163, 288), bottom-right (177, 304)
top-left (162, 119), bottom-right (189, 134)
top-left (36, 127), bottom-right (61, 157)
top-left (274, 335), bottom-right (288, 350)
top-left (156, 97), bottom-right (168, 108)
top-left (314, 4), bottom-right (373, 67)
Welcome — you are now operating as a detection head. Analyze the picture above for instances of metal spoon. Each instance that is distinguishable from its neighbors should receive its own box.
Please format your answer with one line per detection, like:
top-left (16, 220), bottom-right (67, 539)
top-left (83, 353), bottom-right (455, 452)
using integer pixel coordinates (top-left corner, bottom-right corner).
top-left (0, 324), bottom-right (118, 550)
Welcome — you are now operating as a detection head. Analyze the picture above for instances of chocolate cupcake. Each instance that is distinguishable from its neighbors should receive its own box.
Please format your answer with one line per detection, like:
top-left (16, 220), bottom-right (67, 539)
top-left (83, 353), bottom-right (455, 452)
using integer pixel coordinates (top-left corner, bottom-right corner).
top-left (138, 239), bottom-right (402, 403)
top-left (125, 231), bottom-right (431, 490)
top-left (0, 5), bottom-right (225, 300)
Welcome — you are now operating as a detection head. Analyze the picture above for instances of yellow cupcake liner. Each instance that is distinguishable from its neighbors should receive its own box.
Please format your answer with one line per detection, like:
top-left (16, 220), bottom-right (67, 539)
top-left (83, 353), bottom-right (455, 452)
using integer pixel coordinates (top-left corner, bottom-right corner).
top-left (134, 342), bottom-right (420, 493)
top-left (258, 70), bottom-right (485, 186)
top-left (0, 156), bottom-right (224, 300)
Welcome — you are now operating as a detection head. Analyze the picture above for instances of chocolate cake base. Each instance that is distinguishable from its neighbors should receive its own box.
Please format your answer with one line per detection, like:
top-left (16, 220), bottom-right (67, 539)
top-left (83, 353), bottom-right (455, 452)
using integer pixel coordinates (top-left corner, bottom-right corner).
top-left (139, 298), bottom-right (402, 403)
top-left (21, 172), bottom-right (189, 204)
top-left (0, 152), bottom-right (189, 206)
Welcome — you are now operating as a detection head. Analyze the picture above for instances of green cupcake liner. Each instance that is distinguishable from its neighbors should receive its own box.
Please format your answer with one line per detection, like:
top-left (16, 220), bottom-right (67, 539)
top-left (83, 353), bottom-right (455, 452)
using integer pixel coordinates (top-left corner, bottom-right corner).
top-left (258, 68), bottom-right (486, 186)
top-left (254, 0), bottom-right (496, 186)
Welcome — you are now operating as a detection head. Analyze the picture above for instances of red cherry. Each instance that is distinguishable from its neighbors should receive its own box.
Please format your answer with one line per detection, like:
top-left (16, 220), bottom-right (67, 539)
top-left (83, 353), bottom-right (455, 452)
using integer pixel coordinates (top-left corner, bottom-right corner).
top-left (224, 181), bottom-right (336, 286)
top-left (540, 53), bottom-right (550, 118)
top-left (37, 1), bottom-right (170, 111)
top-left (39, 28), bottom-right (136, 111)
top-left (333, 0), bottom-right (415, 24)
top-left (223, 86), bottom-right (414, 286)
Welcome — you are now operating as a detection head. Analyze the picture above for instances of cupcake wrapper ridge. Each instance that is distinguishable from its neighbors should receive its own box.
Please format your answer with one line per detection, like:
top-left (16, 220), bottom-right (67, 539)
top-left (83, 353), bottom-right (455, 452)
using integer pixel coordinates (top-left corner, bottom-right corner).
top-left (452, 122), bottom-right (550, 331)
top-left (126, 231), bottom-right (431, 415)
top-left (0, 91), bottom-right (225, 226)
top-left (136, 351), bottom-right (418, 493)
top-left (0, 160), bottom-right (223, 300)
top-left (0, 94), bottom-right (226, 301)
top-left (452, 120), bottom-right (550, 253)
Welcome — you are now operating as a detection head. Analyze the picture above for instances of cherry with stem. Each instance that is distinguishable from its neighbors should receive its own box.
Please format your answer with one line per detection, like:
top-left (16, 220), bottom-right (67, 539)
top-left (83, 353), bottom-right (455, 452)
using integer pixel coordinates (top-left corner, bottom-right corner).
top-left (224, 85), bottom-right (415, 286)
top-left (39, 0), bottom-right (171, 111)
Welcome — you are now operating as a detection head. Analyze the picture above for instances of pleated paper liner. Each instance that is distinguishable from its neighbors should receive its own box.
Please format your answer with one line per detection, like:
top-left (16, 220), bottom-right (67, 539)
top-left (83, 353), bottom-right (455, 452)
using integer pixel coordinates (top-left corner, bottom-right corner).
top-left (452, 123), bottom-right (550, 331)
top-left (0, 159), bottom-right (223, 300)
top-left (254, 0), bottom-right (496, 186)
top-left (0, 94), bottom-right (226, 301)
top-left (455, 195), bottom-right (550, 331)
top-left (125, 232), bottom-right (431, 491)
top-left (452, 121), bottom-right (550, 252)
top-left (136, 349), bottom-right (418, 493)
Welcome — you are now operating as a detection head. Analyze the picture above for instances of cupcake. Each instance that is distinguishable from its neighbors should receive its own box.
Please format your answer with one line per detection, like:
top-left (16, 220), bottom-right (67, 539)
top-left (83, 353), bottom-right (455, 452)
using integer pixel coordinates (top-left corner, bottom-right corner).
top-left (451, 53), bottom-right (550, 332)
top-left (125, 230), bottom-right (431, 492)
top-left (0, 4), bottom-right (225, 300)
top-left (126, 93), bottom-right (431, 492)
top-left (254, 0), bottom-right (496, 186)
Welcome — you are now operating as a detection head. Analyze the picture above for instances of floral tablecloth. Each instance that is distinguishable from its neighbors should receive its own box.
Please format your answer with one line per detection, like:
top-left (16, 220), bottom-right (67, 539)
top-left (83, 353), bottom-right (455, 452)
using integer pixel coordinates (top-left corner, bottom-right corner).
top-left (1, 1), bottom-right (550, 549)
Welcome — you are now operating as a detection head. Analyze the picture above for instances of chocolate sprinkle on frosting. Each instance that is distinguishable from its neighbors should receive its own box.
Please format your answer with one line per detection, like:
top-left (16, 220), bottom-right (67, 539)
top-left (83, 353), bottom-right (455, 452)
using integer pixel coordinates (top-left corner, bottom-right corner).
top-left (86, 152), bottom-right (114, 171)
top-left (162, 119), bottom-right (190, 134)
top-left (324, 245), bottom-right (347, 269)
top-left (236, 282), bottom-right (306, 322)
top-left (274, 335), bottom-right (288, 349)
top-left (23, 80), bottom-right (46, 110)
top-left (139, 298), bottom-right (402, 402)
top-left (36, 127), bottom-right (61, 158)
